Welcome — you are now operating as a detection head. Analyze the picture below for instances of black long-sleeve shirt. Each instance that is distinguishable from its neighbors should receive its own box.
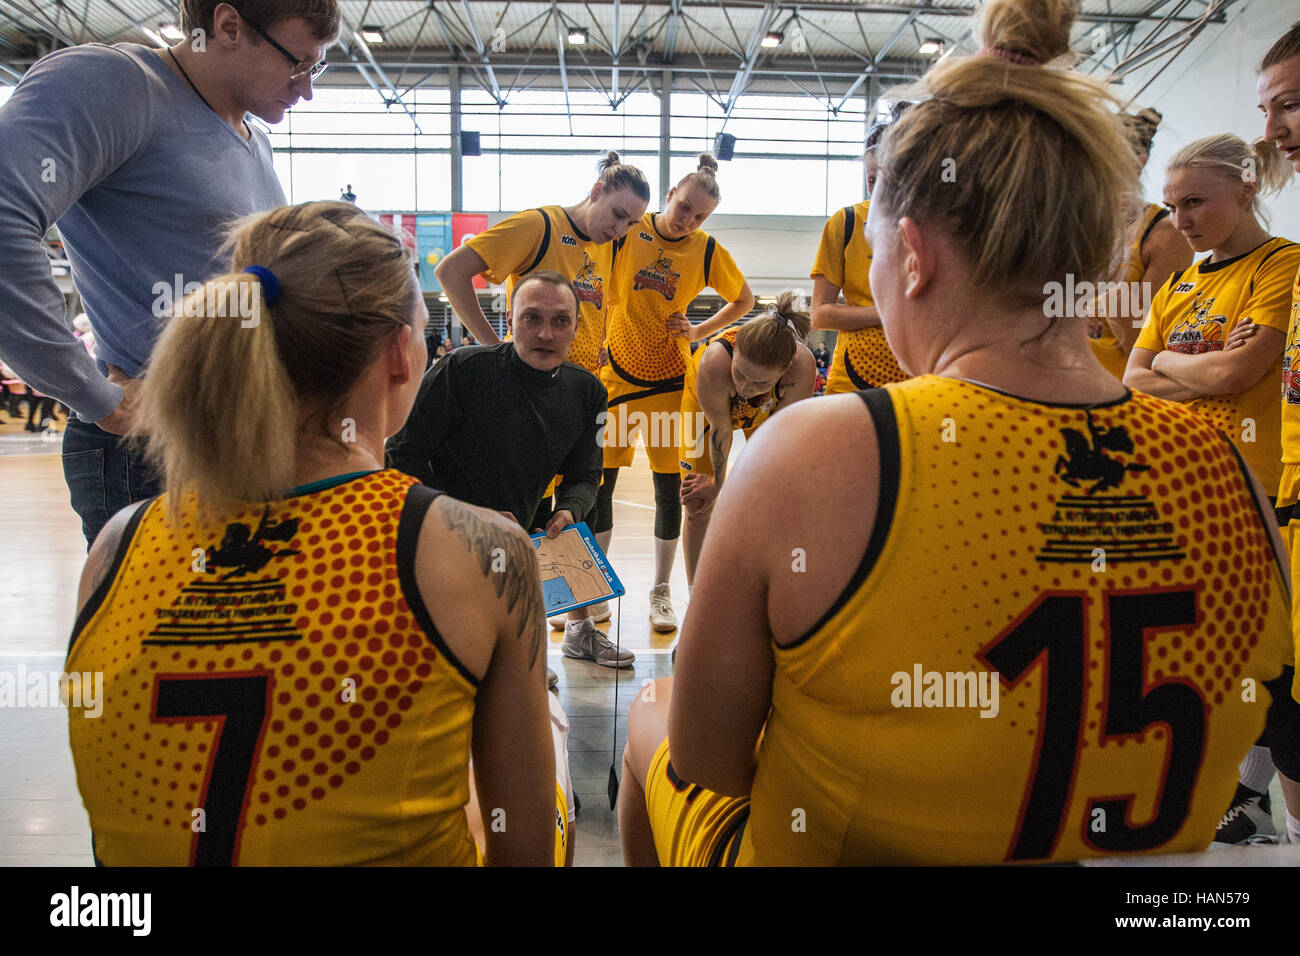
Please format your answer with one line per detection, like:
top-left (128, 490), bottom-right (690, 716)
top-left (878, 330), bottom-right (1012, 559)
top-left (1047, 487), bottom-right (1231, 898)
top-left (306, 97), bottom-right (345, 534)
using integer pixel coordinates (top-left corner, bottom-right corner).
top-left (387, 343), bottom-right (607, 528)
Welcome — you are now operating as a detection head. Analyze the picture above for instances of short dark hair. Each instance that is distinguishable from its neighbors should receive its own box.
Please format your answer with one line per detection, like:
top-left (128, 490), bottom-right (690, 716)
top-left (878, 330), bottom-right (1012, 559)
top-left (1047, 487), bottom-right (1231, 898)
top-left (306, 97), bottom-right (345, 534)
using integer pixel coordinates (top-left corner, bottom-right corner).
top-left (181, 0), bottom-right (341, 43)
top-left (514, 270), bottom-right (581, 318)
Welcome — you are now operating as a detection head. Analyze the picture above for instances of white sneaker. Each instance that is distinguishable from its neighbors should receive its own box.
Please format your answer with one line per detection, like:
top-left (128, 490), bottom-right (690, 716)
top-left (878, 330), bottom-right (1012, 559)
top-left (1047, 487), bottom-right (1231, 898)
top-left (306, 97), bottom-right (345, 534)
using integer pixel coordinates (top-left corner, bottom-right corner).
top-left (649, 583), bottom-right (677, 632)
top-left (549, 600), bottom-right (611, 630)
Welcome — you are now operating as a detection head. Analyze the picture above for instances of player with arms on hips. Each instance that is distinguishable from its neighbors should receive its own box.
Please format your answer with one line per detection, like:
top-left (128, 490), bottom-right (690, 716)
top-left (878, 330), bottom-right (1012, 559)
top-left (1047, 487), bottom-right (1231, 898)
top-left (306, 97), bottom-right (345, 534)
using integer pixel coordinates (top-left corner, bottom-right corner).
top-left (617, 0), bottom-right (1296, 866)
top-left (595, 154), bottom-right (755, 631)
top-left (66, 202), bottom-right (556, 865)
top-left (679, 291), bottom-right (816, 587)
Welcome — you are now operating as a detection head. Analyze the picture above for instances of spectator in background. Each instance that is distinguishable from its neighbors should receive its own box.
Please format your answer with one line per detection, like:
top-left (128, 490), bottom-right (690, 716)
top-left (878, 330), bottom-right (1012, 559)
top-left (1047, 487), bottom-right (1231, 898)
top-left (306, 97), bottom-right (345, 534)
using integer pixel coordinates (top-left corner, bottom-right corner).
top-left (341, 183), bottom-right (357, 203)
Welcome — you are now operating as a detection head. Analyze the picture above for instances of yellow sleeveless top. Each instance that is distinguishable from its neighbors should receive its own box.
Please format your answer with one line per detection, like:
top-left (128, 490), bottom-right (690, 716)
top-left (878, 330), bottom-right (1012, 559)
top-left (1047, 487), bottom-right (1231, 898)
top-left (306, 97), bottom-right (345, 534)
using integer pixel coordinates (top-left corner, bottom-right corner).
top-left (811, 201), bottom-right (908, 392)
top-left (466, 205), bottom-right (613, 373)
top-left (605, 212), bottom-right (746, 385)
top-left (1088, 203), bottom-right (1169, 380)
top-left (738, 376), bottom-right (1293, 865)
top-left (66, 470), bottom-right (480, 866)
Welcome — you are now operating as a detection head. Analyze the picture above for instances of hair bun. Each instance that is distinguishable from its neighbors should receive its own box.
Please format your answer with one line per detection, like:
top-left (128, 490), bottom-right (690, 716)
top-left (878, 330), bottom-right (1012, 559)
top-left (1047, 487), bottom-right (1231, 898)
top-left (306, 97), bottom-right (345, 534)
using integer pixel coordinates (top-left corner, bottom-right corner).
top-left (697, 153), bottom-right (719, 172)
top-left (975, 0), bottom-right (1076, 65)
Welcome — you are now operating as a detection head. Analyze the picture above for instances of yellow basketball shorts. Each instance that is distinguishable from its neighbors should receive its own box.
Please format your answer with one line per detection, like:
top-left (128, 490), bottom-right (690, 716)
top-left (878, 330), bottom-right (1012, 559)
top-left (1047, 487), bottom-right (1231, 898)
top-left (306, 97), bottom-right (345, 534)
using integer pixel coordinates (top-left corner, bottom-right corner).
top-left (644, 737), bottom-right (750, 867)
top-left (600, 365), bottom-right (686, 474)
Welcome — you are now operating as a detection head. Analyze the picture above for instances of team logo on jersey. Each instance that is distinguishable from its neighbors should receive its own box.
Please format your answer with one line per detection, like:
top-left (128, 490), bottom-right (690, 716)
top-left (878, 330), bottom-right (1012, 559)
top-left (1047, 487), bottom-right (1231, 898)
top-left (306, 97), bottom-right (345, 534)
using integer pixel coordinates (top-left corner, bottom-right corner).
top-left (1285, 345), bottom-right (1300, 405)
top-left (632, 250), bottom-right (680, 301)
top-left (638, 230), bottom-right (653, 242)
top-left (146, 507), bottom-right (304, 647)
top-left (731, 392), bottom-right (777, 430)
top-left (571, 251), bottom-right (604, 310)
top-left (1038, 410), bottom-right (1182, 565)
top-left (206, 509), bottom-right (301, 579)
top-left (1166, 296), bottom-right (1226, 354)
top-left (1054, 412), bottom-right (1150, 494)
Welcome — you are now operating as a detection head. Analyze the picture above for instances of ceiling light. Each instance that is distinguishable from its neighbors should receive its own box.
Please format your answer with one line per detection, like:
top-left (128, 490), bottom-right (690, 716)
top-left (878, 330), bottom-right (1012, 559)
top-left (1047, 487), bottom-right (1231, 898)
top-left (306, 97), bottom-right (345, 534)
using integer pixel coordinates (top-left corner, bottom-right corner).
top-left (158, 22), bottom-right (185, 42)
top-left (761, 31), bottom-right (783, 49)
top-left (568, 27), bottom-right (588, 45)
top-left (360, 25), bottom-right (386, 43)
top-left (919, 37), bottom-right (944, 56)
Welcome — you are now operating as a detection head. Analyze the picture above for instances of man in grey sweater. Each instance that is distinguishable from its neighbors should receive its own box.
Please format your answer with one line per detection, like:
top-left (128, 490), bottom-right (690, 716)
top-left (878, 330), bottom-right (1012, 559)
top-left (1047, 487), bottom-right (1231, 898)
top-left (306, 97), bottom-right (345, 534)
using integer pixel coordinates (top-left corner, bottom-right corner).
top-left (0, 0), bottom-right (339, 545)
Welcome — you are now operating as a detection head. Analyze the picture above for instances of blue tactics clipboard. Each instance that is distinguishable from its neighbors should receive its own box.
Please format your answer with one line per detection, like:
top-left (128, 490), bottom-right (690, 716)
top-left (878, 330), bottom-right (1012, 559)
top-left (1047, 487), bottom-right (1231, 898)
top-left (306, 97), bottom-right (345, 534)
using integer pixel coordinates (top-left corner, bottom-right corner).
top-left (530, 521), bottom-right (625, 616)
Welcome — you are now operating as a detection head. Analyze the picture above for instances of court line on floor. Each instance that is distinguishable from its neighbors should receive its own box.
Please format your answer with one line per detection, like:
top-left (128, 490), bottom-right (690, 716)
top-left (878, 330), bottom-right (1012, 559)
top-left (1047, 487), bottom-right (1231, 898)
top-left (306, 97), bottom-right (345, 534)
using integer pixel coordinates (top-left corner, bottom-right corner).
top-left (612, 498), bottom-right (654, 510)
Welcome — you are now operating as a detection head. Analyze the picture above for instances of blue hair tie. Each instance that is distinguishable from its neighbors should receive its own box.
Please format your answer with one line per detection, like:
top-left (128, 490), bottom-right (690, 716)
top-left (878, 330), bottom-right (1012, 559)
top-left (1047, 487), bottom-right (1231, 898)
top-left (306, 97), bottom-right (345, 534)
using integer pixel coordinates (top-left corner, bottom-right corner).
top-left (242, 265), bottom-right (280, 305)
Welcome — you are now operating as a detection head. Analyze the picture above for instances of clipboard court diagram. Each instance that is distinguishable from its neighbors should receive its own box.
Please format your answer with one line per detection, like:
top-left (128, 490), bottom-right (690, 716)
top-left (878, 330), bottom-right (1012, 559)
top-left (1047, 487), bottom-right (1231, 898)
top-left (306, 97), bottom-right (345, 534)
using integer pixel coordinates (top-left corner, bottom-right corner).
top-left (530, 522), bottom-right (625, 616)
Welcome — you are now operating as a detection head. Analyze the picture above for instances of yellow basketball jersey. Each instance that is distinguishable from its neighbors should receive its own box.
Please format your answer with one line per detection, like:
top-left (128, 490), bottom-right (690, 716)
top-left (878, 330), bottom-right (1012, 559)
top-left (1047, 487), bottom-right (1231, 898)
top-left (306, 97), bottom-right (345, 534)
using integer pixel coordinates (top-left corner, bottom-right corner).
top-left (1134, 237), bottom-right (1300, 496)
top-left (66, 470), bottom-right (481, 866)
top-left (465, 206), bottom-right (613, 373)
top-left (679, 327), bottom-right (784, 476)
top-left (1278, 265), bottom-right (1300, 507)
top-left (811, 201), bottom-right (907, 392)
top-left (605, 212), bottom-right (746, 385)
top-left (1089, 204), bottom-right (1170, 380)
top-left (739, 377), bottom-right (1293, 865)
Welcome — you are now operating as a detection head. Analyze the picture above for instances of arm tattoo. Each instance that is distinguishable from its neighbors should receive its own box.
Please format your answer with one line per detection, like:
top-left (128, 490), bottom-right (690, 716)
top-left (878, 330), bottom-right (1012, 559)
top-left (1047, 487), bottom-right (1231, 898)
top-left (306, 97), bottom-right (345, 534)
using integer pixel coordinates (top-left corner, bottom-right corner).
top-left (438, 498), bottom-right (546, 667)
top-left (710, 430), bottom-right (729, 490)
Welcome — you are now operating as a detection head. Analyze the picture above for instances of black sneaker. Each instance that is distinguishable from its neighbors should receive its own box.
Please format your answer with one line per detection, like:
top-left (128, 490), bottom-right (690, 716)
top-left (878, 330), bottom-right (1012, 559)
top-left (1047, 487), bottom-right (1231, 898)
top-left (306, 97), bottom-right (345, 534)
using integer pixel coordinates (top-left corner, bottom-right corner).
top-left (1211, 783), bottom-right (1275, 847)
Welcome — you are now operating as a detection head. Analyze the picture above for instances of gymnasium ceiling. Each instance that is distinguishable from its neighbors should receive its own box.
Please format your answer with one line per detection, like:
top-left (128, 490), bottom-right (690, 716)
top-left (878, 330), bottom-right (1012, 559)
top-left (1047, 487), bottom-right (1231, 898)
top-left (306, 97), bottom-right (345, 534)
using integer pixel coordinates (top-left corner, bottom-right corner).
top-left (0, 0), bottom-right (1242, 116)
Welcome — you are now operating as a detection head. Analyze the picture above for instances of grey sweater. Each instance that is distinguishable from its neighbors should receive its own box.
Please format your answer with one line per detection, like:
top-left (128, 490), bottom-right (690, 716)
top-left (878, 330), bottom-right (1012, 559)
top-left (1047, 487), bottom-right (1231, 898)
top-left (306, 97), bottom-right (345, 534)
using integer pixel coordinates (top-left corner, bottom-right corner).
top-left (0, 43), bottom-right (284, 420)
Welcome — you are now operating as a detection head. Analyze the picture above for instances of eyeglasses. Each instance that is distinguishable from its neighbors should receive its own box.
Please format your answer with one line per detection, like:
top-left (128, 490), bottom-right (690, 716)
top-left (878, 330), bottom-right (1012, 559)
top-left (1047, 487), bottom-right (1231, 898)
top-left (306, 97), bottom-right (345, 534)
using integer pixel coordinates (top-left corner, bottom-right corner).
top-left (244, 18), bottom-right (328, 80)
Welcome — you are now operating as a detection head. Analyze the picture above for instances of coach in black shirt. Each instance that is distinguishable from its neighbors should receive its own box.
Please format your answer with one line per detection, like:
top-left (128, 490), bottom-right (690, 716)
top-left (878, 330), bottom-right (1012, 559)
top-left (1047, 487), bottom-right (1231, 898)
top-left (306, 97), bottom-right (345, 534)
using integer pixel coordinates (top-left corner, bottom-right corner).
top-left (387, 270), bottom-right (633, 668)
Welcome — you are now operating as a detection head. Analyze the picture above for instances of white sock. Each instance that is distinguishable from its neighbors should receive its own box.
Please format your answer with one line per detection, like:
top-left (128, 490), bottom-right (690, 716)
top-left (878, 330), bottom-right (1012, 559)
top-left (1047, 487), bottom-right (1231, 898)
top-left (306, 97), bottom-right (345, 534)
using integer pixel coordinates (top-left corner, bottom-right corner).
top-left (1288, 811), bottom-right (1300, 844)
top-left (1239, 745), bottom-right (1276, 795)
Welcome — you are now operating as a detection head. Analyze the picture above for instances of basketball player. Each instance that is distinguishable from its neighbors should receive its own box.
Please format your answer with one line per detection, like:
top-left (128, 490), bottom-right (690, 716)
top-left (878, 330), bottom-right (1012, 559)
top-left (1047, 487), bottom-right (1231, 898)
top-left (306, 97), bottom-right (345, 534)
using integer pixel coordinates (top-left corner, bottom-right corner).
top-left (618, 0), bottom-right (1296, 866)
top-left (1086, 109), bottom-right (1193, 380)
top-left (595, 155), bottom-right (754, 630)
top-left (1211, 22), bottom-right (1300, 847)
top-left (435, 151), bottom-right (649, 361)
top-left (810, 120), bottom-right (909, 393)
top-left (679, 291), bottom-right (816, 586)
top-left (66, 202), bottom-right (555, 865)
top-left (1124, 135), bottom-right (1297, 502)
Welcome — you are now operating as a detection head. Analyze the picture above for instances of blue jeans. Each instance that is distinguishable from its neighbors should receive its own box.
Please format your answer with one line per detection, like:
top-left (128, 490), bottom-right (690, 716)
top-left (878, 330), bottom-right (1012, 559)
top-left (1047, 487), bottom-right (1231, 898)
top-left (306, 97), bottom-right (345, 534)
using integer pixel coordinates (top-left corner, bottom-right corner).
top-left (61, 417), bottom-right (161, 549)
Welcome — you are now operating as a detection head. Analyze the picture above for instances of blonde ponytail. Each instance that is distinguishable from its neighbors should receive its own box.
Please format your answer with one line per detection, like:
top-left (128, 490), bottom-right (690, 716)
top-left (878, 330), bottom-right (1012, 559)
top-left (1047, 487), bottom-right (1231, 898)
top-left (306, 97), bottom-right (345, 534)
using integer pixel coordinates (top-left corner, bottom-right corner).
top-left (1167, 133), bottom-right (1294, 225)
top-left (134, 201), bottom-right (419, 525)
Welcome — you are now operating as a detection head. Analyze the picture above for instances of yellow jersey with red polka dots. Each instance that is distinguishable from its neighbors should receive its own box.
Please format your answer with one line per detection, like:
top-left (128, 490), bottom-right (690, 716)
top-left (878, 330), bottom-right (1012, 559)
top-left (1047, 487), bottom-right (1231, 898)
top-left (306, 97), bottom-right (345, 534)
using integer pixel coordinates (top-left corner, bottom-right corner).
top-left (465, 206), bottom-right (613, 373)
top-left (811, 201), bottom-right (907, 392)
top-left (679, 326), bottom-right (785, 477)
top-left (604, 212), bottom-right (746, 385)
top-left (65, 470), bottom-right (481, 866)
top-left (738, 377), bottom-right (1293, 865)
top-left (1089, 204), bottom-right (1170, 380)
top-left (1277, 265), bottom-right (1300, 506)
top-left (1134, 237), bottom-right (1300, 496)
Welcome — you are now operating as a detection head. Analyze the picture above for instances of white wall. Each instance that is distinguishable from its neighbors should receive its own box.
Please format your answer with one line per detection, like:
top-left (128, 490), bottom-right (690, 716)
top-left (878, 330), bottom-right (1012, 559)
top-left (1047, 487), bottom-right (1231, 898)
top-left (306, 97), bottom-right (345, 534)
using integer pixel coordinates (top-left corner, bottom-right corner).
top-left (1124, 0), bottom-right (1300, 239)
